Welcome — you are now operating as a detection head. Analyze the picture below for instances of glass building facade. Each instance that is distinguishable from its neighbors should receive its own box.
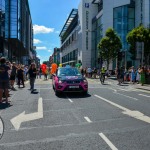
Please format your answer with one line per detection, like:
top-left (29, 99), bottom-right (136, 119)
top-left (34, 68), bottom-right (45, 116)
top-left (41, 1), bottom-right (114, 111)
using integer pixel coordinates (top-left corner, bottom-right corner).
top-left (0, 0), bottom-right (5, 56)
top-left (114, 5), bottom-right (135, 50)
top-left (113, 4), bottom-right (135, 67)
top-left (91, 15), bottom-right (103, 68)
top-left (0, 0), bottom-right (33, 64)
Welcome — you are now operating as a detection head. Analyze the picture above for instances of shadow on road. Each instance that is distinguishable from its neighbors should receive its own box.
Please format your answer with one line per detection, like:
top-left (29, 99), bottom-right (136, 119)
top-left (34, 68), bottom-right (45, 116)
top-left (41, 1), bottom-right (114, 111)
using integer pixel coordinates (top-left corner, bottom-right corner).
top-left (101, 83), bottom-right (109, 85)
top-left (119, 84), bottom-right (129, 86)
top-left (56, 93), bottom-right (91, 99)
top-left (31, 91), bottom-right (39, 94)
top-left (0, 103), bottom-right (13, 110)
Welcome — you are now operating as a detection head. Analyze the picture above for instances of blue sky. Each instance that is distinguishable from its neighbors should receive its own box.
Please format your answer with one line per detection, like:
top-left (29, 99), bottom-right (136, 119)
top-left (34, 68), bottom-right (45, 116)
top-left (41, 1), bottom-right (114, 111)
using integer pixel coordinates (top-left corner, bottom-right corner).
top-left (29, 0), bottom-right (81, 63)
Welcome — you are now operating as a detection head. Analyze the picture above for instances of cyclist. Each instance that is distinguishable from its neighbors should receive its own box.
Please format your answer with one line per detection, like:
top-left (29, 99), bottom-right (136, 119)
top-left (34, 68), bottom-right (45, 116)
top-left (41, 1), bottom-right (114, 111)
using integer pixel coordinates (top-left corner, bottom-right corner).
top-left (100, 66), bottom-right (106, 84)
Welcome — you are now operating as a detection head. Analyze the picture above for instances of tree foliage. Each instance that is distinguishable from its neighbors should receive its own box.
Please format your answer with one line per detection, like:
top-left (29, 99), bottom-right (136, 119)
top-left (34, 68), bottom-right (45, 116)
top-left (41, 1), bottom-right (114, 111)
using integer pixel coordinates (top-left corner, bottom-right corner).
top-left (127, 25), bottom-right (150, 64)
top-left (97, 28), bottom-right (122, 69)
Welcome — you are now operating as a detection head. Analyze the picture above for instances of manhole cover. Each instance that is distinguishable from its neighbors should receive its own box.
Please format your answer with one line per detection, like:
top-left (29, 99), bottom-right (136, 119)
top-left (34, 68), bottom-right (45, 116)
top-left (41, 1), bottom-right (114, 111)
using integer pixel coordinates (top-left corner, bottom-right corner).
top-left (0, 116), bottom-right (4, 140)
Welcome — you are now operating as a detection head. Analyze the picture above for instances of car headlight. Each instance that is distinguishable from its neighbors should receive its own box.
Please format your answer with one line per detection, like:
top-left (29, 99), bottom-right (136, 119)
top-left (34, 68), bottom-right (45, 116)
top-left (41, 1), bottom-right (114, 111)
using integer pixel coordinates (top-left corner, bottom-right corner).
top-left (83, 79), bottom-right (88, 83)
top-left (58, 80), bottom-right (65, 84)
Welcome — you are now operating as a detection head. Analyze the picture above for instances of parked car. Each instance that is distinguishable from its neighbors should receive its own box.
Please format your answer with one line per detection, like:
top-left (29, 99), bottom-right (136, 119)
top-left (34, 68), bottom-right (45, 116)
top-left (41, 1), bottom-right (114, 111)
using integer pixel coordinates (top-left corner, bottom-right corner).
top-left (52, 67), bottom-right (88, 96)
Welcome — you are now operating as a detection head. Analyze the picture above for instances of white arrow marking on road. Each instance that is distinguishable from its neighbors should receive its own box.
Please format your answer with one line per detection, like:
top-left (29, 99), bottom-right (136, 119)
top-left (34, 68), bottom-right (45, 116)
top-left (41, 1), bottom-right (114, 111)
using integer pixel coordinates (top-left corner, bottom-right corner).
top-left (94, 95), bottom-right (150, 124)
top-left (11, 97), bottom-right (43, 131)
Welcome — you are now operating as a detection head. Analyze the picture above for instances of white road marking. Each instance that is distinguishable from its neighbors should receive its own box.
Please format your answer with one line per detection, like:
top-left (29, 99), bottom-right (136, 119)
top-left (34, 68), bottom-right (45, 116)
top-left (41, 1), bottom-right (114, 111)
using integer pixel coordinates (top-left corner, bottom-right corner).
top-left (25, 81), bottom-right (29, 84)
top-left (114, 92), bottom-right (138, 101)
top-left (139, 94), bottom-right (150, 98)
top-left (99, 133), bottom-right (118, 150)
top-left (94, 95), bottom-right (150, 124)
top-left (133, 89), bottom-right (150, 94)
top-left (84, 117), bottom-right (92, 123)
top-left (94, 95), bottom-right (129, 111)
top-left (0, 117), bottom-right (4, 139)
top-left (66, 97), bottom-right (73, 103)
top-left (10, 97), bottom-right (43, 131)
top-left (117, 88), bottom-right (129, 92)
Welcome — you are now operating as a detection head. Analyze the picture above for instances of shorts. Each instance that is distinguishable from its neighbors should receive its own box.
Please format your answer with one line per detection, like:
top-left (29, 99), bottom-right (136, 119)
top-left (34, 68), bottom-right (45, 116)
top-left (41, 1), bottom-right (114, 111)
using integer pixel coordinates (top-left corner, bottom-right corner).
top-left (0, 81), bottom-right (9, 89)
top-left (10, 75), bottom-right (16, 80)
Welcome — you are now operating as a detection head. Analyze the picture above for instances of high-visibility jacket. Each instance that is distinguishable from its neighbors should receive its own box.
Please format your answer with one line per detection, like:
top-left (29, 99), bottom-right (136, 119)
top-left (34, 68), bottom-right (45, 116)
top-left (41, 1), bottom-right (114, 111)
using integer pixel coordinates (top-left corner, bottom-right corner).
top-left (101, 68), bottom-right (105, 74)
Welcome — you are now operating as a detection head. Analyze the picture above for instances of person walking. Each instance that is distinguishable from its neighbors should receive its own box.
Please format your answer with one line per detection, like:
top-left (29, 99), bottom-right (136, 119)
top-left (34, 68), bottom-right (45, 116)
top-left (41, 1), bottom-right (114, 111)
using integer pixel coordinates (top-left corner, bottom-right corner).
top-left (0, 57), bottom-right (10, 104)
top-left (39, 68), bottom-right (42, 79)
top-left (28, 63), bottom-right (37, 92)
top-left (17, 65), bottom-right (25, 88)
top-left (10, 62), bottom-right (18, 90)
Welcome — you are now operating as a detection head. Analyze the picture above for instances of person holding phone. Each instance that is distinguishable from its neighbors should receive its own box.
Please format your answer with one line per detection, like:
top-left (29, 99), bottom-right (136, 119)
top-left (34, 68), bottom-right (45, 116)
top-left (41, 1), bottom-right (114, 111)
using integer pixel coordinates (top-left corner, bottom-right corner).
top-left (28, 63), bottom-right (37, 92)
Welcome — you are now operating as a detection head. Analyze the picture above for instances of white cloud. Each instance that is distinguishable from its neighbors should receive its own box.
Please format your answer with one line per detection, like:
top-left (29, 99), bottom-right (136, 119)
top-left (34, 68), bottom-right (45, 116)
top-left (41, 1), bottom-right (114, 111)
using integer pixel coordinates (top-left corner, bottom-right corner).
top-left (36, 46), bottom-right (47, 50)
top-left (48, 50), bottom-right (52, 52)
top-left (37, 55), bottom-right (41, 58)
top-left (34, 39), bottom-right (42, 44)
top-left (33, 24), bottom-right (54, 34)
top-left (55, 31), bottom-right (60, 34)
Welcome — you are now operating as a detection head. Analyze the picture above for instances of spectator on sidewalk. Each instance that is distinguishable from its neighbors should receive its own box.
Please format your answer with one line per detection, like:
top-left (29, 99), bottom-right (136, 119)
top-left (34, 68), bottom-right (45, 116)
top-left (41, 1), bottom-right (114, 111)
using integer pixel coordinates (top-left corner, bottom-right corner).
top-left (93, 68), bottom-right (97, 79)
top-left (10, 62), bottom-right (18, 90)
top-left (0, 57), bottom-right (10, 104)
top-left (87, 67), bottom-right (92, 78)
top-left (17, 65), bottom-right (25, 88)
top-left (139, 66), bottom-right (146, 86)
top-left (136, 68), bottom-right (140, 83)
top-left (28, 63), bottom-right (37, 92)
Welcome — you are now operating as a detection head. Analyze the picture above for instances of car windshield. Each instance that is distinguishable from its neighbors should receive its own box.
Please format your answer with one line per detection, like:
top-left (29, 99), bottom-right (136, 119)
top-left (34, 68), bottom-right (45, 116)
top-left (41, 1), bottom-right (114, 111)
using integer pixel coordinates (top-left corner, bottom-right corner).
top-left (57, 68), bottom-right (81, 76)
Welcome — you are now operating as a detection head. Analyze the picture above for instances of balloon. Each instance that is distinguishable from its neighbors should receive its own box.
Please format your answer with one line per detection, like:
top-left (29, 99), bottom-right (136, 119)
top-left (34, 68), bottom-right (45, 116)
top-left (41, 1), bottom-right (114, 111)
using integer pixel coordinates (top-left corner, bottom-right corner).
top-left (41, 64), bottom-right (47, 74)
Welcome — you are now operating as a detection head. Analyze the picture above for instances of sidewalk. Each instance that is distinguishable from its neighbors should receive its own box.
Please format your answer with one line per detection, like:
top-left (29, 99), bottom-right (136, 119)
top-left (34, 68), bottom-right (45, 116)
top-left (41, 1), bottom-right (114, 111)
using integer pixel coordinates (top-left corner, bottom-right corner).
top-left (108, 76), bottom-right (150, 91)
top-left (88, 76), bottom-right (150, 91)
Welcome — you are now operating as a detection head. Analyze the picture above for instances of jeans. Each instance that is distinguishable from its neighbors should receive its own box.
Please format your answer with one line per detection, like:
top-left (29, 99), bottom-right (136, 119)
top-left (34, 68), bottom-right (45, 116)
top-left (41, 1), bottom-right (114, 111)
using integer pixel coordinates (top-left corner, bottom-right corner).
top-left (30, 77), bottom-right (35, 90)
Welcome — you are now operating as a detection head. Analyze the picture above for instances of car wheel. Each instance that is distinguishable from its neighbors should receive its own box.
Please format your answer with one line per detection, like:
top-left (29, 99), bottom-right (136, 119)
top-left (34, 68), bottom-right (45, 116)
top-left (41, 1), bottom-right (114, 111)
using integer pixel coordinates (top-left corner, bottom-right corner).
top-left (83, 91), bottom-right (88, 95)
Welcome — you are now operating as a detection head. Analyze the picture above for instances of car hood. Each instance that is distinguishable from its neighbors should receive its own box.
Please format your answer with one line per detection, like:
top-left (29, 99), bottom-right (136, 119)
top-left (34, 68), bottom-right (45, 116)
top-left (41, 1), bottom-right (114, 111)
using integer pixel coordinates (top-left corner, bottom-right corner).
top-left (58, 75), bottom-right (83, 80)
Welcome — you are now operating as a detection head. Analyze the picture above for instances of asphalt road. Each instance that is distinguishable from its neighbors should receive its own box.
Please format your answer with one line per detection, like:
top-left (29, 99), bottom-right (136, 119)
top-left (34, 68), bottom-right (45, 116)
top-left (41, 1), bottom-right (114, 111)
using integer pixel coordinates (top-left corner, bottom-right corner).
top-left (0, 77), bottom-right (150, 150)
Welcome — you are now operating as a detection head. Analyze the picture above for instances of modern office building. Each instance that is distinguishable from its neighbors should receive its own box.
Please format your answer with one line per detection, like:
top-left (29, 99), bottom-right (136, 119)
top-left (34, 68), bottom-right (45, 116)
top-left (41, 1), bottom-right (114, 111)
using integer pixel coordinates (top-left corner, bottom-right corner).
top-left (59, 9), bottom-right (78, 67)
top-left (60, 2), bottom-right (96, 67)
top-left (91, 0), bottom-right (150, 69)
top-left (0, 0), bottom-right (33, 65)
top-left (60, 0), bottom-right (150, 68)
top-left (53, 47), bottom-right (60, 65)
top-left (0, 0), bottom-right (5, 57)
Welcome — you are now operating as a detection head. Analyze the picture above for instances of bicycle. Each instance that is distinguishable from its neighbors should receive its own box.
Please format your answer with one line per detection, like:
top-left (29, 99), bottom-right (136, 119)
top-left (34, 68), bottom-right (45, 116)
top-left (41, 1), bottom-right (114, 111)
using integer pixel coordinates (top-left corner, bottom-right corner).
top-left (100, 73), bottom-right (105, 84)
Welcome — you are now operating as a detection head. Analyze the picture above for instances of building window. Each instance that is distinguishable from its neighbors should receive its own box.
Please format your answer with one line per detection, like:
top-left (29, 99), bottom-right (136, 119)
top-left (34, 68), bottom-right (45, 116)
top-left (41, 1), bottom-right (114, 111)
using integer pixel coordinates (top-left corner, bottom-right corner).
top-left (113, 5), bottom-right (135, 50)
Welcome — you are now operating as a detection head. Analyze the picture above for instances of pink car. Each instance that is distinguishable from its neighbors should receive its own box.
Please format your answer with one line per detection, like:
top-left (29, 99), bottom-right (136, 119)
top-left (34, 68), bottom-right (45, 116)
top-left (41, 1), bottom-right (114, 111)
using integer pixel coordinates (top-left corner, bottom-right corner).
top-left (52, 67), bottom-right (88, 96)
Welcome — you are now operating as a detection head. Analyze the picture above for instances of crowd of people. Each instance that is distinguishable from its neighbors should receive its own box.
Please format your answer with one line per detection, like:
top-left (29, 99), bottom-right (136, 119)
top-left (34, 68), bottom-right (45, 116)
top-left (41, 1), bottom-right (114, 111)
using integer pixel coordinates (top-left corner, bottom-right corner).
top-left (0, 57), bottom-right (40, 105)
top-left (0, 56), bottom-right (150, 104)
top-left (79, 65), bottom-right (150, 86)
top-left (116, 66), bottom-right (150, 86)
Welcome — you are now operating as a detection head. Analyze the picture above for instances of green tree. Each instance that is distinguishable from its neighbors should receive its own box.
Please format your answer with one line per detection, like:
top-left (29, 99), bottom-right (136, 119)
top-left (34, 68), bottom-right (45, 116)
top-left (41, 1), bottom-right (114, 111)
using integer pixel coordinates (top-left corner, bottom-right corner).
top-left (127, 25), bottom-right (150, 65)
top-left (97, 28), bottom-right (122, 69)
